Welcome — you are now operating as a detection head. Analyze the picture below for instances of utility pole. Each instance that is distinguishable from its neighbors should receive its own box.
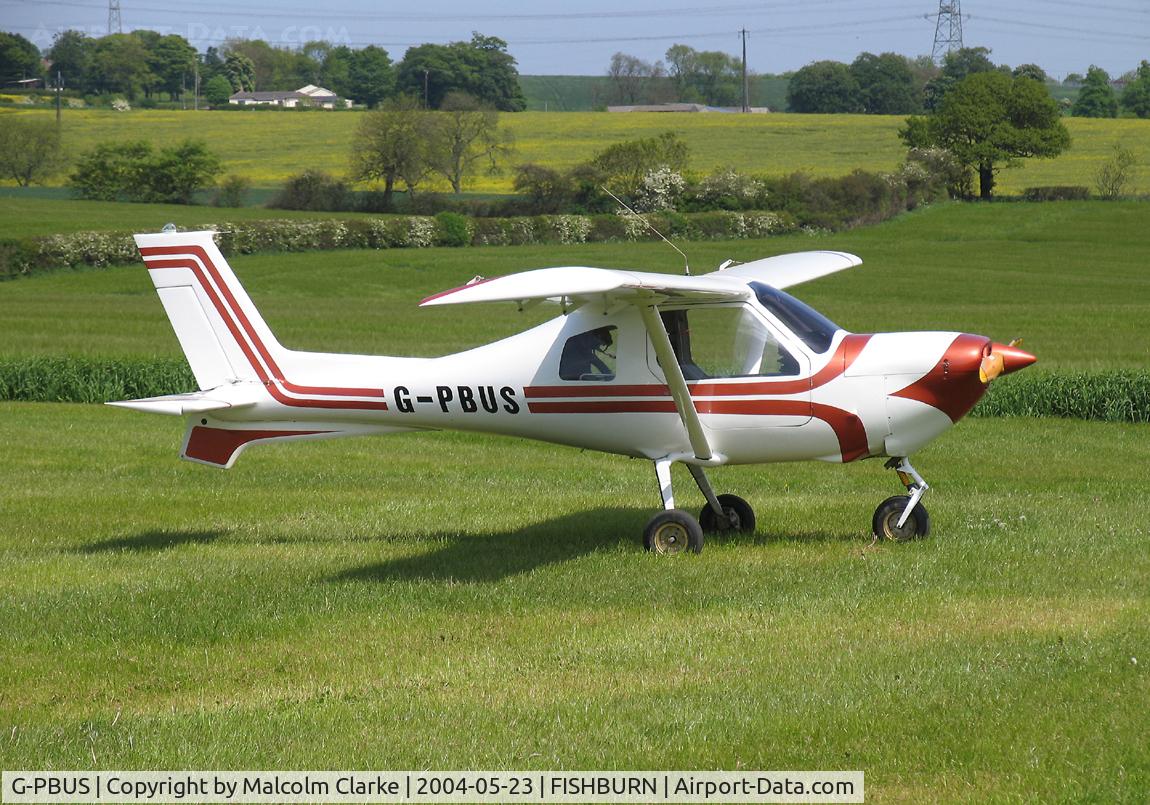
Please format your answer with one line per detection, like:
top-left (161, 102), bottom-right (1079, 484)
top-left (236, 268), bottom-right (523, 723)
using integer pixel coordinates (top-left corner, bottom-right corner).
top-left (193, 62), bottom-right (200, 111)
top-left (740, 28), bottom-right (749, 113)
top-left (423, 69), bottom-right (430, 108)
top-left (55, 70), bottom-right (62, 124)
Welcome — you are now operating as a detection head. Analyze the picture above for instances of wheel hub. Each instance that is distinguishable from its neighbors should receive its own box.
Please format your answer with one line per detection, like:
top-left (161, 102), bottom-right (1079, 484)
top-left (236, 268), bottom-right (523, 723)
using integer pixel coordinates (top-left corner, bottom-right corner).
top-left (654, 523), bottom-right (688, 554)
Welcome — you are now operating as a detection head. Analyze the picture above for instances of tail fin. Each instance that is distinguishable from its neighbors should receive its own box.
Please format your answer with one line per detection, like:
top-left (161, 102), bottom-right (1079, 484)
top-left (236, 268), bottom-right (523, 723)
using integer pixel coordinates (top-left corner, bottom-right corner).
top-left (134, 230), bottom-right (287, 392)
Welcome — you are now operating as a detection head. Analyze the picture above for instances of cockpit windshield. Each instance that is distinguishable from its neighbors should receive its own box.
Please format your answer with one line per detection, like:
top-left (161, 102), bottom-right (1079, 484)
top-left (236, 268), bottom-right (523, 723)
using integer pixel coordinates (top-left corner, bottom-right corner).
top-left (750, 281), bottom-right (841, 354)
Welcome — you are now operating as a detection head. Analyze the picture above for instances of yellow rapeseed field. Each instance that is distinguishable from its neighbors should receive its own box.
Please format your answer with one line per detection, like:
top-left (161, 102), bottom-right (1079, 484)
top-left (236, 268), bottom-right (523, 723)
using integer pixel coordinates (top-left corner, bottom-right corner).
top-left (2, 107), bottom-right (1147, 194)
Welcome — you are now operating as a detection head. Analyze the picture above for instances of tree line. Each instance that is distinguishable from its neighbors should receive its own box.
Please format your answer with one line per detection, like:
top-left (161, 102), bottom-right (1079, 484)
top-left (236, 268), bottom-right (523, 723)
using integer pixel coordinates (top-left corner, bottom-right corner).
top-left (0, 29), bottom-right (526, 111)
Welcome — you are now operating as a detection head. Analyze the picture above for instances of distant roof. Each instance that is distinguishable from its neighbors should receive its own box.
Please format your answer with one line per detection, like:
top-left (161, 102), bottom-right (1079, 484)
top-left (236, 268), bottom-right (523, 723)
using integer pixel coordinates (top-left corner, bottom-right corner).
top-left (230, 90), bottom-right (303, 101)
top-left (607, 103), bottom-right (771, 113)
top-left (297, 84), bottom-right (337, 97)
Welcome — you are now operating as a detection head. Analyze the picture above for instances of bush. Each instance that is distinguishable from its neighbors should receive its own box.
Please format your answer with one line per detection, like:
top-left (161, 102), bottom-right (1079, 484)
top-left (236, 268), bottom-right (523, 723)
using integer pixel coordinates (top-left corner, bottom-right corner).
top-left (268, 170), bottom-right (351, 211)
top-left (513, 163), bottom-right (573, 214)
top-left (70, 139), bottom-right (222, 204)
top-left (212, 175), bottom-right (251, 208)
top-left (1021, 186), bottom-right (1090, 202)
top-left (1094, 145), bottom-right (1137, 200)
top-left (434, 211), bottom-right (472, 247)
top-left (690, 168), bottom-right (767, 211)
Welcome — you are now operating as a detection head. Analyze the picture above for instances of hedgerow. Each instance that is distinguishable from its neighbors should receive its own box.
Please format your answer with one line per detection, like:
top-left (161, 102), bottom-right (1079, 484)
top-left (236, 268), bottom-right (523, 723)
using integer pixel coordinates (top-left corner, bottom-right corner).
top-left (0, 211), bottom-right (800, 279)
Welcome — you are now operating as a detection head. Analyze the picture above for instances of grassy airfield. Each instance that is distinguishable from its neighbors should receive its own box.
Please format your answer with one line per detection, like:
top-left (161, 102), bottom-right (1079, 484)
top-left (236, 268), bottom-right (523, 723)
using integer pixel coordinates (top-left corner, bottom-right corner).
top-left (1, 200), bottom-right (1148, 801)
top-left (1, 107), bottom-right (1149, 195)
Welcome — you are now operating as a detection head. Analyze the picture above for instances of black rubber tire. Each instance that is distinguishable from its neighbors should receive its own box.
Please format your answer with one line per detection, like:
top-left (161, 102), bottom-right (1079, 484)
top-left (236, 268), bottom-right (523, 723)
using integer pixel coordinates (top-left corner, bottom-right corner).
top-left (872, 495), bottom-right (931, 541)
top-left (699, 494), bottom-right (756, 533)
top-left (643, 509), bottom-right (705, 555)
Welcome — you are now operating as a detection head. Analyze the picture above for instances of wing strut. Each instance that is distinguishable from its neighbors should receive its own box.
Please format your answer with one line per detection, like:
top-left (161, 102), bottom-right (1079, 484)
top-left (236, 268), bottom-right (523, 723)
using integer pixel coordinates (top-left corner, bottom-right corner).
top-left (638, 304), bottom-right (712, 461)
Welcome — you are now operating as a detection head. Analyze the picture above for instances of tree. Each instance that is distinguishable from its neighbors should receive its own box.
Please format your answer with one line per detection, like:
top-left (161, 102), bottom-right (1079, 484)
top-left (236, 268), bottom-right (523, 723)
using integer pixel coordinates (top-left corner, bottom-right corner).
top-left (1072, 66), bottom-right (1118, 118)
top-left (203, 75), bottom-right (234, 106)
top-left (1121, 61), bottom-right (1150, 118)
top-left (426, 92), bottom-right (513, 194)
top-left (223, 52), bottom-right (255, 92)
top-left (146, 33), bottom-right (197, 100)
top-left (664, 45), bottom-right (740, 105)
top-left (346, 45), bottom-right (393, 107)
top-left (0, 118), bottom-right (66, 186)
top-left (90, 34), bottom-right (153, 98)
top-left (0, 31), bottom-right (41, 82)
top-left (924, 46), bottom-right (1002, 110)
top-left (786, 61), bottom-right (861, 113)
top-left (606, 52), bottom-right (664, 105)
top-left (396, 34), bottom-right (526, 111)
top-left (850, 52), bottom-right (919, 114)
top-left (46, 30), bottom-right (94, 93)
top-left (1013, 63), bottom-right (1048, 83)
top-left (350, 95), bottom-right (433, 205)
top-left (900, 72), bottom-right (1070, 199)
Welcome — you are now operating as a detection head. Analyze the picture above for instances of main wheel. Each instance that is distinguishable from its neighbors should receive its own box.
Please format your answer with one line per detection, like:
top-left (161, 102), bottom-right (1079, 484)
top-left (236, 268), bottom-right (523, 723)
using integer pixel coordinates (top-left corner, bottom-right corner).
top-left (872, 495), bottom-right (931, 541)
top-left (643, 509), bottom-right (705, 555)
top-left (699, 494), bottom-right (756, 533)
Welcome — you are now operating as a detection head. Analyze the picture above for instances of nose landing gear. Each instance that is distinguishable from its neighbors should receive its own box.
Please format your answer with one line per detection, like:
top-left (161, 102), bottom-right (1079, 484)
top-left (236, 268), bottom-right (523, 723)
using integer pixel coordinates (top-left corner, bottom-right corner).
top-left (873, 457), bottom-right (931, 541)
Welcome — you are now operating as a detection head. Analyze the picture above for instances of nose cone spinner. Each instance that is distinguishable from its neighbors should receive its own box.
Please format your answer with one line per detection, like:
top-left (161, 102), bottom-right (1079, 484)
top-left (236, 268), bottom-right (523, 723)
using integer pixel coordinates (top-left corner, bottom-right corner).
top-left (979, 340), bottom-right (1037, 384)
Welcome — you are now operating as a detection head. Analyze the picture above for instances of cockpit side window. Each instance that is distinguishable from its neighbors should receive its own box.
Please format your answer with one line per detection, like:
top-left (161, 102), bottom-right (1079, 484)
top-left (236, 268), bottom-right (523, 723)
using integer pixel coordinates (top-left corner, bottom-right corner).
top-left (659, 307), bottom-right (799, 380)
top-left (559, 325), bottom-right (618, 381)
top-left (750, 281), bottom-right (840, 354)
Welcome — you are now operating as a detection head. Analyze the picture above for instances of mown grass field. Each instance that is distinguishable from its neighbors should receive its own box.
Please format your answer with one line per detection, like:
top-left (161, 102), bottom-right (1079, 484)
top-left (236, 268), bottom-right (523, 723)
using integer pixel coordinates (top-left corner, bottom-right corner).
top-left (2, 107), bottom-right (1148, 195)
top-left (0, 406), bottom-right (1147, 801)
top-left (1, 200), bottom-right (1147, 800)
top-left (3, 201), bottom-right (1148, 370)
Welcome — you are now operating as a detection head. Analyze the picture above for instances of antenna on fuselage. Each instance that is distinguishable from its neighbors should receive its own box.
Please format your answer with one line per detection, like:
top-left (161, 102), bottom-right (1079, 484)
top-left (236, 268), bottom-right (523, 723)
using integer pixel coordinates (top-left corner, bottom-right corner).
top-left (601, 186), bottom-right (691, 276)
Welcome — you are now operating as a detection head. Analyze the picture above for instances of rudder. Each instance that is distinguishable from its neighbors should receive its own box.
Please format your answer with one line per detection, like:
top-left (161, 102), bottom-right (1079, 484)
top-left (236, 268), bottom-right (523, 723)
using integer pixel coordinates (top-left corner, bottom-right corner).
top-left (134, 230), bottom-right (287, 392)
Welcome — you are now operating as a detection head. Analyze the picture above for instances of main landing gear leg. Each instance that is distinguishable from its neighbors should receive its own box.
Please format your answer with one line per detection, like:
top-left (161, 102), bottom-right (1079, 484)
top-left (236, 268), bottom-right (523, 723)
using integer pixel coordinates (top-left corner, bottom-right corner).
top-left (872, 457), bottom-right (931, 541)
top-left (688, 464), bottom-right (756, 535)
top-left (643, 458), bottom-right (704, 555)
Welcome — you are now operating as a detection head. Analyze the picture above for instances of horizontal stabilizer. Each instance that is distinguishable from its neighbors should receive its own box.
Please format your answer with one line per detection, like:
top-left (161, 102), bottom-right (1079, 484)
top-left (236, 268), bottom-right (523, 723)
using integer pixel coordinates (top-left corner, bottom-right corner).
top-left (106, 392), bottom-right (252, 417)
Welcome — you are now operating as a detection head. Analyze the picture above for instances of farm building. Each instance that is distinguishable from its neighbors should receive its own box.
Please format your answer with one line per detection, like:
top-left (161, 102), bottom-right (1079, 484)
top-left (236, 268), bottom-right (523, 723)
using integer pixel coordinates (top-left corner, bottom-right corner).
top-left (228, 84), bottom-right (352, 109)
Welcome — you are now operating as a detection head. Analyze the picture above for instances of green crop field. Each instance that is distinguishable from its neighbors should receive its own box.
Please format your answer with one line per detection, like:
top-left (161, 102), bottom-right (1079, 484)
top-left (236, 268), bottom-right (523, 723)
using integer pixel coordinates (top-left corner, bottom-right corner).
top-left (2, 107), bottom-right (1147, 195)
top-left (1, 200), bottom-right (1148, 800)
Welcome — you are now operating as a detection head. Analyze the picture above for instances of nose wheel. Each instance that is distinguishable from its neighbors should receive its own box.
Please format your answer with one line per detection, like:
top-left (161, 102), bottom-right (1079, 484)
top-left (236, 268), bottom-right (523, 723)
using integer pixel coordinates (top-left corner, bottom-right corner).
top-left (874, 457), bottom-right (931, 540)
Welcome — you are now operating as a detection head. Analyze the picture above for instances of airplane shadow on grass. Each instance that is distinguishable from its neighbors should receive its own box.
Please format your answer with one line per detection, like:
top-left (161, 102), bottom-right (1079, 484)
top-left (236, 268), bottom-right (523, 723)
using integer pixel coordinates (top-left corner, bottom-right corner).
top-left (77, 530), bottom-right (226, 553)
top-left (331, 507), bottom-right (858, 585)
top-left (333, 507), bottom-right (646, 585)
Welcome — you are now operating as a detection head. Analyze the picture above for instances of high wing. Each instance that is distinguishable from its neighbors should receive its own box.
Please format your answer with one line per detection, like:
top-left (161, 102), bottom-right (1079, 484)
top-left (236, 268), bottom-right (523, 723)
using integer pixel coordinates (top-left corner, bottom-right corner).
top-left (419, 251), bottom-right (861, 309)
top-left (419, 251), bottom-right (861, 464)
top-left (420, 266), bottom-right (749, 308)
top-left (711, 250), bottom-right (862, 289)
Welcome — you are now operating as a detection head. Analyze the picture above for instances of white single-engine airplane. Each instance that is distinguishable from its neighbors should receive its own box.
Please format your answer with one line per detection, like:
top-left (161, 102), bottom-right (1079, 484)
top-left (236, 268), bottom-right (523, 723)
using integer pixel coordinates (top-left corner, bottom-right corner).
top-left (112, 229), bottom-right (1036, 553)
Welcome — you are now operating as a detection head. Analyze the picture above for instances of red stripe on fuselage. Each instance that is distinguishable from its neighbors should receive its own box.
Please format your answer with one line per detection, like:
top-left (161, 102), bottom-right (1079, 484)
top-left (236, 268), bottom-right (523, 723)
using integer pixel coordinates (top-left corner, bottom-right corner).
top-left (141, 246), bottom-right (388, 411)
top-left (524, 334), bottom-right (873, 400)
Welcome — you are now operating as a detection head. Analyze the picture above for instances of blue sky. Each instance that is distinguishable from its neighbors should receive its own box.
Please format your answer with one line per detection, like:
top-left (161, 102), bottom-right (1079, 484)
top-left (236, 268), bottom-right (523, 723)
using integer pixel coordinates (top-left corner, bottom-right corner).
top-left (5, 0), bottom-right (1149, 79)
